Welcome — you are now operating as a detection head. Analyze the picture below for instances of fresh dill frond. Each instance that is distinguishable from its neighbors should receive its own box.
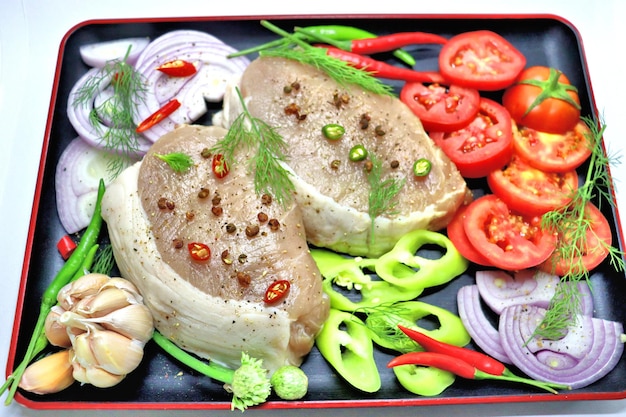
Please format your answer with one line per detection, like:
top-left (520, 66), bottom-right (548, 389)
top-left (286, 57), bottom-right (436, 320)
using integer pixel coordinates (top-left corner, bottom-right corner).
top-left (353, 303), bottom-right (420, 354)
top-left (258, 20), bottom-right (394, 97)
top-left (535, 116), bottom-right (625, 340)
top-left (211, 88), bottom-right (295, 207)
top-left (367, 154), bottom-right (406, 245)
top-left (91, 244), bottom-right (115, 276)
top-left (73, 48), bottom-right (147, 178)
top-left (155, 152), bottom-right (194, 173)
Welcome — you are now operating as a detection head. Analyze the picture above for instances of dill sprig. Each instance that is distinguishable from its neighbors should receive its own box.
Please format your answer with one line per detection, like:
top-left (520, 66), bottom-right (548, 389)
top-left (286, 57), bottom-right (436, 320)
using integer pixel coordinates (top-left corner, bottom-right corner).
top-left (91, 244), bottom-right (115, 276)
top-left (258, 20), bottom-right (394, 97)
top-left (535, 116), bottom-right (625, 340)
top-left (352, 303), bottom-right (420, 354)
top-left (155, 152), bottom-right (194, 173)
top-left (367, 153), bottom-right (405, 244)
top-left (211, 88), bottom-right (295, 207)
top-left (73, 48), bottom-right (147, 178)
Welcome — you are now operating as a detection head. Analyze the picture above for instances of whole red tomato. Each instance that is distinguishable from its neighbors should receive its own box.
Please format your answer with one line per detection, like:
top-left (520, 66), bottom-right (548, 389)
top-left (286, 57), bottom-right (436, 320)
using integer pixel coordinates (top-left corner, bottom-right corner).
top-left (502, 66), bottom-right (581, 134)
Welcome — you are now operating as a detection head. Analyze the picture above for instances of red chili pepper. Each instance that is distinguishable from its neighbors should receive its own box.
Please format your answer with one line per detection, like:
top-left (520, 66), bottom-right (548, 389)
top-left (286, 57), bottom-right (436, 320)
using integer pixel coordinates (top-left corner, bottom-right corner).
top-left (156, 59), bottom-right (197, 77)
top-left (387, 351), bottom-right (569, 393)
top-left (188, 242), bottom-right (211, 262)
top-left (211, 153), bottom-right (230, 179)
top-left (135, 99), bottom-right (181, 133)
top-left (397, 324), bottom-right (506, 376)
top-left (263, 280), bottom-right (290, 304)
top-left (346, 32), bottom-right (448, 55)
top-left (319, 45), bottom-right (444, 84)
top-left (56, 235), bottom-right (77, 260)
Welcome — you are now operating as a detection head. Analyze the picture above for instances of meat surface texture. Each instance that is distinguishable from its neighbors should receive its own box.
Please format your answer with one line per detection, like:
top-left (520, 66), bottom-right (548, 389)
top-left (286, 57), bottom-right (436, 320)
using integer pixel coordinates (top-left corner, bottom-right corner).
top-left (218, 57), bottom-right (469, 257)
top-left (101, 124), bottom-right (329, 372)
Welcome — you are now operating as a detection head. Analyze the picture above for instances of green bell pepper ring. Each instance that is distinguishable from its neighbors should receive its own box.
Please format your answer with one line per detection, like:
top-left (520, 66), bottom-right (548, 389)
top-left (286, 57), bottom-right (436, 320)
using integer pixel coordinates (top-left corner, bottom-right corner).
top-left (312, 249), bottom-right (415, 310)
top-left (392, 364), bottom-right (456, 396)
top-left (363, 301), bottom-right (471, 353)
top-left (315, 308), bottom-right (381, 393)
top-left (374, 229), bottom-right (468, 290)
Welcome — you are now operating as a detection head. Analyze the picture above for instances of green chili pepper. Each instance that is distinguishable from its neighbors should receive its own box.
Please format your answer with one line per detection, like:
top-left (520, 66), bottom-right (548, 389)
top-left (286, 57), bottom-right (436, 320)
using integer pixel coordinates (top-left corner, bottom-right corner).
top-left (315, 308), bottom-right (381, 393)
top-left (412, 158), bottom-right (432, 177)
top-left (322, 123), bottom-right (345, 140)
top-left (374, 229), bottom-right (468, 291)
top-left (1, 179), bottom-right (106, 405)
top-left (363, 301), bottom-right (471, 353)
top-left (392, 363), bottom-right (456, 396)
top-left (304, 25), bottom-right (417, 67)
top-left (349, 144), bottom-right (368, 161)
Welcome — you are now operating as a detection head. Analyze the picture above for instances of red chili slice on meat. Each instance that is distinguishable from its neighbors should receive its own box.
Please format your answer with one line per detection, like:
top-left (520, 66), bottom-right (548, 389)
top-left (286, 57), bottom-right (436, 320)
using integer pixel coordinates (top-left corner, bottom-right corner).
top-left (188, 242), bottom-right (211, 262)
top-left (212, 153), bottom-right (230, 179)
top-left (264, 280), bottom-right (291, 304)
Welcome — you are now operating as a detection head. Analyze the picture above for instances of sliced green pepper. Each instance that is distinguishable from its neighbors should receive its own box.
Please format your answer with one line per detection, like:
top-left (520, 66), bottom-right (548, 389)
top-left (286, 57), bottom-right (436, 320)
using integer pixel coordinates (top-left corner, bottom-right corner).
top-left (363, 301), bottom-right (471, 352)
top-left (374, 229), bottom-right (468, 291)
top-left (315, 308), bottom-right (381, 393)
top-left (311, 249), bottom-right (412, 310)
top-left (392, 364), bottom-right (455, 396)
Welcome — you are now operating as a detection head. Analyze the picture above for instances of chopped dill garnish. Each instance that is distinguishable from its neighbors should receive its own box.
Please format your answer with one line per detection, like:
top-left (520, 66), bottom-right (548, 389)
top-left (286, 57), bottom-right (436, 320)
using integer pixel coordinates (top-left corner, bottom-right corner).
top-left (210, 88), bottom-right (295, 207)
top-left (155, 152), bottom-right (194, 173)
top-left (258, 20), bottom-right (395, 97)
top-left (534, 116), bottom-right (625, 340)
top-left (73, 47), bottom-right (147, 178)
top-left (367, 153), bottom-right (405, 245)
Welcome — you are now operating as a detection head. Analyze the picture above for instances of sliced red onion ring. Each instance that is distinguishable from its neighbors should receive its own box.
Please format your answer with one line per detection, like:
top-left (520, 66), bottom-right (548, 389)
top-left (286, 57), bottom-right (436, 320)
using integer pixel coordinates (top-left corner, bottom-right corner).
top-left (476, 269), bottom-right (594, 315)
top-left (55, 138), bottom-right (136, 233)
top-left (66, 68), bottom-right (152, 155)
top-left (457, 285), bottom-right (512, 364)
top-left (79, 37), bottom-right (150, 68)
top-left (499, 304), bottom-right (624, 389)
top-left (132, 31), bottom-right (250, 142)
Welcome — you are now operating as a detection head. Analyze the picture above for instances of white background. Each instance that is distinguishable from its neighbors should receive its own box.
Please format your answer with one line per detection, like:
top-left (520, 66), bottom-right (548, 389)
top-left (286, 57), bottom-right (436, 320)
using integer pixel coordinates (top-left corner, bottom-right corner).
top-left (1, 1), bottom-right (625, 416)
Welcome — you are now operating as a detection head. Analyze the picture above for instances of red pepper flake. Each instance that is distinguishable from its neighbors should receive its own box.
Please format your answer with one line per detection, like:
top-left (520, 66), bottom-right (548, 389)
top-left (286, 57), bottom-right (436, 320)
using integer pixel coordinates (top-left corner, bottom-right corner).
top-left (263, 280), bottom-right (290, 304)
top-left (188, 242), bottom-right (211, 262)
top-left (56, 235), bottom-right (77, 260)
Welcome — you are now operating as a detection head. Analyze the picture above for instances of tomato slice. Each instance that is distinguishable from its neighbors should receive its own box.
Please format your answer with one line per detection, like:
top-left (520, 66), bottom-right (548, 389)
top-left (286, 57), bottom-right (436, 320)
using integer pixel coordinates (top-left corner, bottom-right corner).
top-left (400, 82), bottom-right (480, 132)
top-left (487, 153), bottom-right (578, 217)
top-left (438, 30), bottom-right (526, 91)
top-left (446, 204), bottom-right (493, 266)
top-left (463, 194), bottom-right (557, 270)
top-left (430, 98), bottom-right (513, 178)
top-left (511, 120), bottom-right (592, 173)
top-left (540, 202), bottom-right (613, 276)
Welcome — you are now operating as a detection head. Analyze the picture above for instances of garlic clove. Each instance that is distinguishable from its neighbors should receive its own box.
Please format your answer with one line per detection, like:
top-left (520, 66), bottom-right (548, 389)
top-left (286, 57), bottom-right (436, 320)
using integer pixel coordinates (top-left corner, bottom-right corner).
top-left (45, 305), bottom-right (72, 348)
top-left (101, 277), bottom-right (144, 302)
top-left (75, 287), bottom-right (133, 317)
top-left (19, 349), bottom-right (75, 395)
top-left (58, 273), bottom-right (111, 310)
top-left (71, 331), bottom-right (99, 370)
top-left (84, 365), bottom-right (127, 388)
top-left (96, 303), bottom-right (154, 344)
top-left (89, 329), bottom-right (144, 375)
top-left (59, 311), bottom-right (104, 333)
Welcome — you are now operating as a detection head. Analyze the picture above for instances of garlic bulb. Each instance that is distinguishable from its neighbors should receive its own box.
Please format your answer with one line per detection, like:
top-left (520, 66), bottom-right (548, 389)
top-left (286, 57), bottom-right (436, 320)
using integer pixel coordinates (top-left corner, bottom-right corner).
top-left (43, 273), bottom-right (154, 389)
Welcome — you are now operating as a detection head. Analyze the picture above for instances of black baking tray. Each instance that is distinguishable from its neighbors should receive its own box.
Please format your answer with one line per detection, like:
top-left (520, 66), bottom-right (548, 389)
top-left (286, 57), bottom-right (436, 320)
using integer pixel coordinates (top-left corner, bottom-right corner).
top-left (7, 14), bottom-right (626, 410)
